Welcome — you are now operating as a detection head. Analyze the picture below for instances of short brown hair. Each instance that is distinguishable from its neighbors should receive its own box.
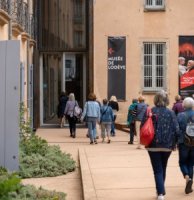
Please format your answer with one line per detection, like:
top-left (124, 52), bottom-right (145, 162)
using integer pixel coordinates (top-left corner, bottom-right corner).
top-left (88, 93), bottom-right (96, 101)
top-left (103, 99), bottom-right (108, 105)
top-left (138, 95), bottom-right (145, 103)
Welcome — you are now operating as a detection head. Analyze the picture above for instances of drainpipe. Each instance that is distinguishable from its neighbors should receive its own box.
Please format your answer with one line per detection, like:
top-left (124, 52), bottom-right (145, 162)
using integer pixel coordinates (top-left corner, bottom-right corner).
top-left (8, 0), bottom-right (12, 40)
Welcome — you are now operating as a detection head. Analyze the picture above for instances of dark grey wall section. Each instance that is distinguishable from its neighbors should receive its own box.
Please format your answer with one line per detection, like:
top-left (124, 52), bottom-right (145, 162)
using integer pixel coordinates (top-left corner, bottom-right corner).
top-left (0, 41), bottom-right (20, 171)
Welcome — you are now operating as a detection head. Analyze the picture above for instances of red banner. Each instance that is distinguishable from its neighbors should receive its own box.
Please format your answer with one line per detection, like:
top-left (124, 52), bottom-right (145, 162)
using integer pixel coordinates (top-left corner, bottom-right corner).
top-left (179, 36), bottom-right (194, 97)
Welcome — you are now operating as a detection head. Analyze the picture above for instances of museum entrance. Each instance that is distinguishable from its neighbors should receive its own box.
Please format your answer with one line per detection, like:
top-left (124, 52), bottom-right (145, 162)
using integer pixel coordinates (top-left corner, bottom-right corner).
top-left (40, 52), bottom-right (86, 125)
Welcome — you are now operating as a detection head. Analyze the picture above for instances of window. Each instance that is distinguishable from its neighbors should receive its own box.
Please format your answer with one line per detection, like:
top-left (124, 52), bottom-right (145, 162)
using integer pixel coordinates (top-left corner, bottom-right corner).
top-left (74, 31), bottom-right (83, 47)
top-left (143, 42), bottom-right (166, 91)
top-left (144, 0), bottom-right (165, 10)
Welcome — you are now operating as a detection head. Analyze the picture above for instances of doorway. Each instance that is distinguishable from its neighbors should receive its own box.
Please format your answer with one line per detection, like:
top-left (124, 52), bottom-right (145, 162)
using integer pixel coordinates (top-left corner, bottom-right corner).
top-left (40, 53), bottom-right (86, 125)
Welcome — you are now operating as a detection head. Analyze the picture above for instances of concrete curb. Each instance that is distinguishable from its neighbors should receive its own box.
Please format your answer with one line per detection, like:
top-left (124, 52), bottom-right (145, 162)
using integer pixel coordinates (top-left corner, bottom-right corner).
top-left (79, 148), bottom-right (98, 200)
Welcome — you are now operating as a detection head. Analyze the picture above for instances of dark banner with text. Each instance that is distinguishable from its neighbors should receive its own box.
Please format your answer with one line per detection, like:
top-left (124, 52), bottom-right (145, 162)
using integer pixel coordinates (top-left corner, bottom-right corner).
top-left (108, 37), bottom-right (126, 100)
top-left (179, 36), bottom-right (194, 97)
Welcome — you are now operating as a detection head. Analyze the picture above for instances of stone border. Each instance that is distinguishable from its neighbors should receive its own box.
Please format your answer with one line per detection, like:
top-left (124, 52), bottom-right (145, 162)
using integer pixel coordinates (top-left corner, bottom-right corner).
top-left (79, 148), bottom-right (98, 200)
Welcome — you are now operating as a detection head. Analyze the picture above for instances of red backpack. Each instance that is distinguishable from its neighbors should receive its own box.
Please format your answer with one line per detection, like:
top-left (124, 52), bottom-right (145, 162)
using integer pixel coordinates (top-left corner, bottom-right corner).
top-left (140, 107), bottom-right (154, 147)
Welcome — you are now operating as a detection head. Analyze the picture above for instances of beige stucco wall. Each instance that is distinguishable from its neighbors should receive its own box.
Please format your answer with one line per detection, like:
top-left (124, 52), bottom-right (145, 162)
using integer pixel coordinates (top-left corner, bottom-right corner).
top-left (93, 0), bottom-right (194, 122)
top-left (0, 0), bottom-right (35, 120)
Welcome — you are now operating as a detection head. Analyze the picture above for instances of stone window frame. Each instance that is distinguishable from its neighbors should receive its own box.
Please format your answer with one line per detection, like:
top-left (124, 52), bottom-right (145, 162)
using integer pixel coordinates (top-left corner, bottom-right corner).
top-left (141, 40), bottom-right (168, 93)
top-left (144, 0), bottom-right (166, 11)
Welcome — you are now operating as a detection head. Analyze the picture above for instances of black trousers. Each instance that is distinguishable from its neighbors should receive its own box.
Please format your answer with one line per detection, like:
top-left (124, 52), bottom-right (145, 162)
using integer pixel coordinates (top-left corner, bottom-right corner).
top-left (129, 122), bottom-right (135, 142)
top-left (67, 115), bottom-right (77, 136)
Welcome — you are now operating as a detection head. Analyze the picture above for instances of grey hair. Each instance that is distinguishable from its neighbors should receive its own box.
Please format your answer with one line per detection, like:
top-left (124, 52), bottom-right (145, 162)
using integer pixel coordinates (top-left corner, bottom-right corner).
top-left (178, 57), bottom-right (185, 61)
top-left (183, 97), bottom-right (194, 109)
top-left (153, 90), bottom-right (169, 107)
top-left (69, 93), bottom-right (75, 101)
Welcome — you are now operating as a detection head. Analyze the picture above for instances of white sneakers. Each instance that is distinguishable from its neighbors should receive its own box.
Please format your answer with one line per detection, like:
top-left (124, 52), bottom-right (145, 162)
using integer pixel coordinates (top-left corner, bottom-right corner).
top-left (157, 195), bottom-right (164, 200)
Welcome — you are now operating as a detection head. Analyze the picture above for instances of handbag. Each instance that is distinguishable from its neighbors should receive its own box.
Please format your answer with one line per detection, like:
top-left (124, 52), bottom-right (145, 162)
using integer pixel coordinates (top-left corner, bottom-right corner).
top-left (83, 102), bottom-right (88, 122)
top-left (73, 101), bottom-right (82, 119)
top-left (140, 107), bottom-right (154, 147)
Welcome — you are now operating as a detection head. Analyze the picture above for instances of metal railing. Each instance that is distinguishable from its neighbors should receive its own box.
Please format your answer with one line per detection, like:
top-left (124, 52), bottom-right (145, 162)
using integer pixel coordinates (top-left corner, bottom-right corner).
top-left (0, 0), bottom-right (36, 40)
top-left (11, 0), bottom-right (23, 26)
top-left (29, 14), bottom-right (35, 39)
top-left (0, 0), bottom-right (9, 13)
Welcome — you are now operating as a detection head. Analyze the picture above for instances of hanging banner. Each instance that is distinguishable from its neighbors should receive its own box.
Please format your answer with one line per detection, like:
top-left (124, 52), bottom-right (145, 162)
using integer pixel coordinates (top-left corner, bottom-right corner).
top-left (179, 36), bottom-right (194, 97)
top-left (108, 36), bottom-right (126, 100)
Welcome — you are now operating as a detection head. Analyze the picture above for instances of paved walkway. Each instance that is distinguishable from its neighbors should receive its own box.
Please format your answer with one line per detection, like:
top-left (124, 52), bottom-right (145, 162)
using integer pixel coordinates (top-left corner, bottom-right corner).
top-left (23, 127), bottom-right (194, 200)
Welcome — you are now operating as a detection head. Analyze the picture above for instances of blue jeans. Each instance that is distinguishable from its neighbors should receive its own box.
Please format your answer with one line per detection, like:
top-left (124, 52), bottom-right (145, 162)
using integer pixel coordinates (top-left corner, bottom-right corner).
top-left (148, 151), bottom-right (171, 195)
top-left (87, 117), bottom-right (97, 142)
top-left (178, 143), bottom-right (194, 180)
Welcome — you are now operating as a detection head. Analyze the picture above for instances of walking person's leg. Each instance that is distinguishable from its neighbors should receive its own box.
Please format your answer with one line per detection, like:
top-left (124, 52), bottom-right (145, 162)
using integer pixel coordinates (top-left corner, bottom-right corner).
top-left (129, 122), bottom-right (135, 144)
top-left (67, 116), bottom-right (73, 137)
top-left (72, 117), bottom-right (77, 138)
top-left (111, 115), bottom-right (116, 136)
top-left (101, 123), bottom-right (106, 142)
top-left (60, 116), bottom-right (63, 128)
top-left (188, 148), bottom-right (194, 180)
top-left (136, 121), bottom-right (141, 149)
top-left (106, 124), bottom-right (111, 143)
top-left (161, 151), bottom-right (172, 194)
top-left (95, 123), bottom-right (100, 139)
top-left (87, 121), bottom-right (93, 144)
top-left (178, 144), bottom-right (193, 194)
top-left (148, 151), bottom-right (168, 198)
top-left (92, 120), bottom-right (97, 144)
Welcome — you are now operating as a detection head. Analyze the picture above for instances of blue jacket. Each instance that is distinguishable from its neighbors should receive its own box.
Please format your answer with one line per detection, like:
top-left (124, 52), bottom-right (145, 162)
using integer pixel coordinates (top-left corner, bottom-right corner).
top-left (136, 102), bottom-right (148, 121)
top-left (177, 109), bottom-right (194, 144)
top-left (141, 106), bottom-right (179, 149)
top-left (100, 105), bottom-right (114, 123)
top-left (82, 101), bottom-right (101, 121)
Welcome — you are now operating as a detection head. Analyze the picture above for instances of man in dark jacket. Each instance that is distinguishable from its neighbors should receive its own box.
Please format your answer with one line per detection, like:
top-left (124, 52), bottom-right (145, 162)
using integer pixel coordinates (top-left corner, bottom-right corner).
top-left (135, 96), bottom-right (148, 149)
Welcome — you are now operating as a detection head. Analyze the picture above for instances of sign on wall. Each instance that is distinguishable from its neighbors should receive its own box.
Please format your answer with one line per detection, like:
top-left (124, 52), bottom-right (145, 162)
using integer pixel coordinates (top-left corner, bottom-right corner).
top-left (179, 36), bottom-right (194, 97)
top-left (108, 36), bottom-right (126, 100)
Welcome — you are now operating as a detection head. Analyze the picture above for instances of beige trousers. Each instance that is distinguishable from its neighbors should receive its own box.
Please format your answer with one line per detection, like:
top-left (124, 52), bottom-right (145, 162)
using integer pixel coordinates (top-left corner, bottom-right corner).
top-left (135, 121), bottom-right (141, 147)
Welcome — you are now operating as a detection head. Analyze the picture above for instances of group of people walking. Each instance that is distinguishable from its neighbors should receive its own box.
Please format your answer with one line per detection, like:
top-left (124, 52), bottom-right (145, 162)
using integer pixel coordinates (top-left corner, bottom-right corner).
top-left (57, 92), bottom-right (119, 143)
top-left (127, 91), bottom-right (194, 200)
top-left (58, 90), bottom-right (194, 199)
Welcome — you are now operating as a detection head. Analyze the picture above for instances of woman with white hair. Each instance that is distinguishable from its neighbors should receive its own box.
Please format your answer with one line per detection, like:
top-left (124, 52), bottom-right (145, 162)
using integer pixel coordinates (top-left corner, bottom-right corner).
top-left (64, 93), bottom-right (79, 138)
top-left (178, 57), bottom-right (186, 76)
top-left (177, 97), bottom-right (194, 194)
top-left (141, 90), bottom-right (179, 200)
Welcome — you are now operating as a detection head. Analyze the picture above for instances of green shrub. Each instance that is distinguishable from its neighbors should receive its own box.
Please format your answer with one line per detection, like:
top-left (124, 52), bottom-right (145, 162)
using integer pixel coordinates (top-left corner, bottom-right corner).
top-left (19, 103), bottom-right (76, 178)
top-left (0, 173), bottom-right (21, 198)
top-left (11, 185), bottom-right (66, 200)
top-left (19, 136), bottom-right (76, 178)
top-left (0, 167), bottom-right (7, 175)
top-left (0, 171), bottom-right (66, 200)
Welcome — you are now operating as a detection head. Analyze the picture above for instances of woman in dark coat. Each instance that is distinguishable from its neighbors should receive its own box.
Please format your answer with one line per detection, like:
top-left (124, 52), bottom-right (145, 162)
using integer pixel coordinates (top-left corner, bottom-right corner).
top-left (57, 91), bottom-right (68, 127)
top-left (177, 97), bottom-right (194, 194)
top-left (141, 90), bottom-right (179, 200)
top-left (172, 95), bottom-right (184, 115)
top-left (108, 95), bottom-right (119, 136)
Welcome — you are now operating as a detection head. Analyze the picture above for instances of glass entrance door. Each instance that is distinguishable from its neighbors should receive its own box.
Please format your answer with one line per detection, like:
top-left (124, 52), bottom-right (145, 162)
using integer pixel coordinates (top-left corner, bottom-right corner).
top-left (63, 53), bottom-right (84, 107)
top-left (41, 53), bottom-right (85, 125)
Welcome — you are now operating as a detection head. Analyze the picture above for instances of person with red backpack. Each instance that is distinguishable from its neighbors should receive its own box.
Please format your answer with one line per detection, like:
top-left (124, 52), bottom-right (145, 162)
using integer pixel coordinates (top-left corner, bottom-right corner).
top-left (141, 90), bottom-right (179, 200)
